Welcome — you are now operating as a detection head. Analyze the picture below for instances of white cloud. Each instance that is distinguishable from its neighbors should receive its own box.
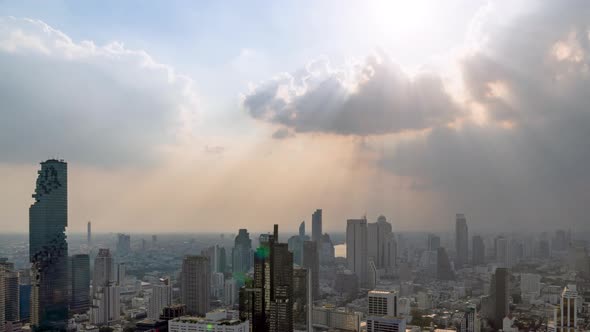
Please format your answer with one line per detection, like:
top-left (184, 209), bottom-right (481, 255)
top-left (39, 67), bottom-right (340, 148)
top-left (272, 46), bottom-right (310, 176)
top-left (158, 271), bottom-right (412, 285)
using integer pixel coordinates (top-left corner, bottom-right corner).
top-left (0, 17), bottom-right (198, 165)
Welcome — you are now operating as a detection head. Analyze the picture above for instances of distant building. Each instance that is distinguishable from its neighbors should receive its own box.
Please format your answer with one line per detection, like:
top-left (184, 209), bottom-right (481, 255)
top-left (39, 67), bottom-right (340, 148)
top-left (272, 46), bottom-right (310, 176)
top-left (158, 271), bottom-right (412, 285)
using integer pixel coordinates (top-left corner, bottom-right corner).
top-left (116, 233), bottom-right (131, 256)
top-left (427, 234), bottom-right (441, 251)
top-left (436, 248), bottom-right (454, 280)
top-left (520, 273), bottom-right (541, 298)
top-left (492, 268), bottom-right (510, 329)
top-left (558, 284), bottom-right (578, 330)
top-left (459, 304), bottom-right (479, 332)
top-left (87, 221), bottom-right (92, 246)
top-left (292, 267), bottom-right (310, 330)
top-left (70, 254), bottom-right (90, 314)
top-left (116, 263), bottom-right (126, 286)
top-left (181, 255), bottom-right (210, 316)
top-left (302, 241), bottom-right (319, 301)
top-left (90, 249), bottom-right (120, 325)
top-left (319, 233), bottom-right (335, 266)
top-left (334, 270), bottom-right (358, 297)
top-left (312, 306), bottom-right (361, 332)
top-left (366, 316), bottom-right (405, 332)
top-left (29, 160), bottom-right (69, 330)
top-left (168, 310), bottom-right (249, 332)
top-left (455, 214), bottom-right (469, 267)
top-left (148, 278), bottom-right (172, 319)
top-left (368, 216), bottom-right (393, 269)
top-left (312, 209), bottom-right (322, 244)
top-left (232, 229), bottom-right (252, 278)
top-left (225, 278), bottom-right (238, 306)
top-left (472, 235), bottom-right (485, 266)
top-left (347, 219), bottom-right (368, 286)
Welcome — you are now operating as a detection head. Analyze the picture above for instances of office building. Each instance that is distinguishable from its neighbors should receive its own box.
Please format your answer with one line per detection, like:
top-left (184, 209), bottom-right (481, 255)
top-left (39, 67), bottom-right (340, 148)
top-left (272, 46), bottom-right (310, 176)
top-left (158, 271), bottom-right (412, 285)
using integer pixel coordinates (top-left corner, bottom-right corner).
top-left (93, 249), bottom-right (114, 295)
top-left (427, 234), bottom-right (440, 251)
top-left (212, 272), bottom-right (225, 299)
top-left (437, 247), bottom-right (454, 280)
top-left (472, 235), bottom-right (485, 266)
top-left (558, 284), bottom-right (578, 330)
top-left (312, 209), bottom-right (322, 244)
top-left (29, 159), bottom-right (69, 331)
top-left (366, 316), bottom-right (406, 332)
top-left (368, 216), bottom-right (393, 269)
top-left (312, 306), bottom-right (361, 332)
top-left (224, 278), bottom-right (238, 306)
top-left (116, 234), bottom-right (131, 255)
top-left (493, 267), bottom-right (510, 329)
top-left (459, 305), bottom-right (478, 332)
top-left (0, 260), bottom-right (20, 325)
top-left (168, 310), bottom-right (249, 332)
top-left (18, 270), bottom-right (31, 323)
top-left (455, 214), bottom-right (469, 267)
top-left (232, 229), bottom-right (252, 277)
top-left (70, 254), bottom-right (90, 314)
top-left (181, 255), bottom-right (210, 316)
top-left (292, 267), bottom-right (310, 330)
top-left (160, 304), bottom-right (186, 321)
top-left (520, 273), bottom-right (541, 297)
top-left (334, 270), bottom-right (358, 296)
top-left (368, 290), bottom-right (397, 317)
top-left (347, 218), bottom-right (368, 286)
top-left (117, 263), bottom-right (126, 286)
top-left (302, 241), bottom-right (319, 301)
top-left (148, 278), bottom-right (172, 319)
top-left (91, 249), bottom-right (120, 325)
top-left (319, 233), bottom-right (335, 266)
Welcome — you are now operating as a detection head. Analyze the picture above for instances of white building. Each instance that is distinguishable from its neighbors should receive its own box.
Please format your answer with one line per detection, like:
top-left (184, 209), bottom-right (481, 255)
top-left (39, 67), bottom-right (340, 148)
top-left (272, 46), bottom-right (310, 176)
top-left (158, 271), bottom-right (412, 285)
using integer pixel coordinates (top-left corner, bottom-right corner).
top-left (224, 279), bottom-right (238, 306)
top-left (366, 316), bottom-right (405, 332)
top-left (397, 298), bottom-right (411, 317)
top-left (211, 272), bottom-right (225, 299)
top-left (368, 290), bottom-right (397, 317)
top-left (148, 278), bottom-right (172, 319)
top-left (90, 285), bottom-right (120, 325)
top-left (168, 310), bottom-right (248, 332)
top-left (312, 306), bottom-right (361, 332)
top-left (520, 273), bottom-right (541, 297)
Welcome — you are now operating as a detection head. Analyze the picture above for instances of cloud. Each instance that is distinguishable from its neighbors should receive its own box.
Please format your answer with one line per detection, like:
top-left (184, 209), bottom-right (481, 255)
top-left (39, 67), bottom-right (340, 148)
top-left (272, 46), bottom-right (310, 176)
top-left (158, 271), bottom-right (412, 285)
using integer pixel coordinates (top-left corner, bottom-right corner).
top-left (0, 17), bottom-right (198, 166)
top-left (242, 54), bottom-right (462, 136)
top-left (379, 1), bottom-right (590, 229)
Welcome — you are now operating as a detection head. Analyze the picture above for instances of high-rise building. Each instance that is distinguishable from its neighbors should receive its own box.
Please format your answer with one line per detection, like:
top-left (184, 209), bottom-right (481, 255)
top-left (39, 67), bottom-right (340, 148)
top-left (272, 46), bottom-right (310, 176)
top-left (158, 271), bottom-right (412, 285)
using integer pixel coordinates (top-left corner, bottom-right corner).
top-left (224, 278), bottom-right (238, 306)
top-left (558, 284), bottom-right (578, 330)
top-left (459, 304), bottom-right (478, 332)
top-left (368, 290), bottom-right (397, 317)
top-left (18, 270), bottom-right (31, 323)
top-left (212, 272), bottom-right (225, 299)
top-left (496, 236), bottom-right (510, 268)
top-left (0, 260), bottom-right (20, 325)
top-left (181, 255), bottom-right (210, 316)
top-left (239, 225), bottom-right (293, 332)
top-left (472, 235), bottom-right (485, 266)
top-left (116, 234), bottom-right (131, 256)
top-left (302, 241), bottom-right (319, 301)
top-left (87, 221), bottom-right (92, 246)
top-left (292, 267), bottom-right (310, 330)
top-left (93, 249), bottom-right (114, 294)
top-left (427, 234), bottom-right (441, 251)
top-left (29, 159), bottom-right (69, 331)
top-left (455, 214), bottom-right (469, 268)
top-left (312, 209), bottom-right (322, 244)
top-left (232, 229), bottom-right (252, 278)
top-left (319, 233), bottom-right (335, 266)
top-left (436, 247), bottom-right (454, 281)
top-left (70, 254), bottom-right (90, 314)
top-left (0, 268), bottom-right (5, 332)
top-left (347, 218), bottom-right (368, 286)
top-left (148, 278), bottom-right (172, 319)
top-left (368, 216), bottom-right (393, 269)
top-left (492, 267), bottom-right (510, 329)
top-left (91, 249), bottom-right (120, 325)
top-left (117, 263), bottom-right (126, 286)
top-left (520, 273), bottom-right (541, 298)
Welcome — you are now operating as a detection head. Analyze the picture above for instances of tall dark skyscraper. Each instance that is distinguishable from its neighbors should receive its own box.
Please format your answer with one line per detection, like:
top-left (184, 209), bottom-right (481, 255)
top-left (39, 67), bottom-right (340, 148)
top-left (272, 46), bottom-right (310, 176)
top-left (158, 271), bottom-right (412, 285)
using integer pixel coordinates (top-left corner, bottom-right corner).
top-left (455, 214), bottom-right (469, 267)
top-left (302, 241), bottom-right (319, 301)
top-left (29, 159), bottom-right (69, 331)
top-left (1, 260), bottom-right (20, 325)
top-left (232, 229), bottom-right (253, 279)
top-left (472, 235), bottom-right (485, 266)
top-left (181, 255), bottom-right (210, 316)
top-left (87, 221), bottom-right (92, 246)
top-left (436, 247), bottom-right (455, 281)
top-left (239, 225), bottom-right (294, 332)
top-left (312, 209), bottom-right (322, 244)
top-left (70, 254), bottom-right (90, 314)
top-left (492, 267), bottom-right (510, 329)
top-left (116, 234), bottom-right (131, 255)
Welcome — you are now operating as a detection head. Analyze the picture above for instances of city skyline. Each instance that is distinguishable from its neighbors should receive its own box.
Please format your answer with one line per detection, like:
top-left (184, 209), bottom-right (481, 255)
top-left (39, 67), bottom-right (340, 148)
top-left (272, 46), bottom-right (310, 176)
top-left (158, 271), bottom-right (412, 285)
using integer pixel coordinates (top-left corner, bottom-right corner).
top-left (1, 1), bottom-right (590, 233)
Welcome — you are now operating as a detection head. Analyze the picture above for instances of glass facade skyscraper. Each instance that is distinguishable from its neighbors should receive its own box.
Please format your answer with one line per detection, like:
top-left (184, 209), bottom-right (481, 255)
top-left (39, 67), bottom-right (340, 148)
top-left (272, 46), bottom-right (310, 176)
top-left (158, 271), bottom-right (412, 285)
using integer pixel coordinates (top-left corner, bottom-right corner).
top-left (70, 254), bottom-right (90, 314)
top-left (29, 159), bottom-right (69, 330)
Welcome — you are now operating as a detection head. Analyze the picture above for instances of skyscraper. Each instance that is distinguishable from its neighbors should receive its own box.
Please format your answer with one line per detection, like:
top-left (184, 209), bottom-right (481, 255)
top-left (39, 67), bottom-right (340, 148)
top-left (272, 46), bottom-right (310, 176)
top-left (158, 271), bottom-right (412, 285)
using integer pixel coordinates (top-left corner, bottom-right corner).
top-left (455, 214), bottom-right (469, 268)
top-left (559, 284), bottom-right (578, 330)
top-left (427, 234), bottom-right (441, 251)
top-left (70, 254), bottom-right (90, 314)
top-left (493, 267), bottom-right (510, 329)
top-left (90, 249), bottom-right (120, 325)
top-left (87, 221), bottom-right (92, 246)
top-left (232, 229), bottom-right (252, 278)
top-left (472, 235), bottom-right (485, 266)
top-left (116, 234), bottom-right (131, 256)
top-left (302, 241), bottom-right (319, 301)
top-left (312, 209), bottom-right (322, 244)
top-left (437, 247), bottom-right (455, 281)
top-left (93, 249), bottom-right (114, 294)
top-left (368, 215), bottom-right (393, 269)
top-left (181, 255), bottom-right (210, 316)
top-left (347, 218), bottom-right (368, 286)
top-left (29, 159), bottom-right (69, 331)
top-left (148, 278), bottom-right (172, 319)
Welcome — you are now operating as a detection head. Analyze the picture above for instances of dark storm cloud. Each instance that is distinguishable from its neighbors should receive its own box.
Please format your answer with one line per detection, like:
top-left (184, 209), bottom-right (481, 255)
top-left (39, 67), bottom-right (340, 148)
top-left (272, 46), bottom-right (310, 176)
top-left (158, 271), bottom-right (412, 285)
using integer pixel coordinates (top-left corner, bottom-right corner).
top-left (381, 1), bottom-right (590, 228)
top-left (242, 55), bottom-right (462, 136)
top-left (0, 17), bottom-right (197, 166)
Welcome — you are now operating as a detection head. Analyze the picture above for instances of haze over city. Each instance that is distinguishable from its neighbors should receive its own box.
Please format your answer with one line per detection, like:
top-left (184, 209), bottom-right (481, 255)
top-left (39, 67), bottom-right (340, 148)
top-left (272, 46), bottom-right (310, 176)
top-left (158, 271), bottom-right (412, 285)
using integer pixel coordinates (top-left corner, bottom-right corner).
top-left (1, 1), bottom-right (589, 233)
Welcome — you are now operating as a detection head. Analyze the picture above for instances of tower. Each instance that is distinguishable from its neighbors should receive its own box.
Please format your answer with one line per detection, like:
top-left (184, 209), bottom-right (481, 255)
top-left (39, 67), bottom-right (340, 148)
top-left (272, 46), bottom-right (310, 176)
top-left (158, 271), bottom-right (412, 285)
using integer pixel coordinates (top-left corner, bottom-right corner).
top-left (312, 209), bottom-right (322, 244)
top-left (347, 218), bottom-right (368, 286)
top-left (29, 159), bottom-right (69, 330)
top-left (70, 254), bottom-right (90, 314)
top-left (455, 214), bottom-right (469, 268)
top-left (302, 241), bottom-right (319, 301)
top-left (180, 255), bottom-right (210, 316)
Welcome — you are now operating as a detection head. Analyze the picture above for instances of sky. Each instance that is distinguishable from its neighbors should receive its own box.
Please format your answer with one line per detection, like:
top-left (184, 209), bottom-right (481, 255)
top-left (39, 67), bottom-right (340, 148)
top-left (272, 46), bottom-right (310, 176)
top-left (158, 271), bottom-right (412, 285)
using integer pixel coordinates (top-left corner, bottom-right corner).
top-left (1, 0), bottom-right (589, 233)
